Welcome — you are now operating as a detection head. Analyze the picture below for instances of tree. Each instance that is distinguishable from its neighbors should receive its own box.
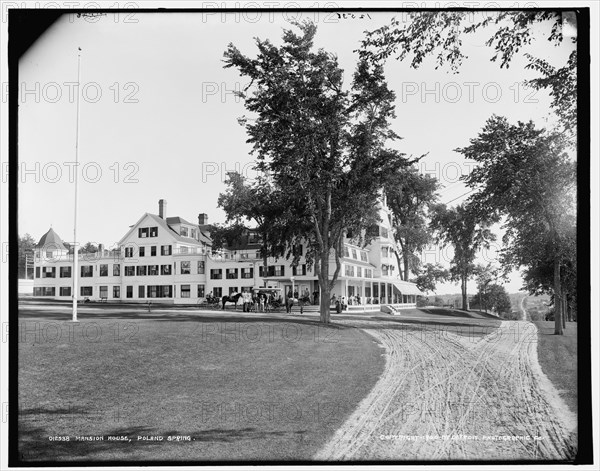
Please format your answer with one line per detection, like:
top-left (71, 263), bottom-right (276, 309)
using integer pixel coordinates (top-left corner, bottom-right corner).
top-left (216, 172), bottom-right (293, 282)
top-left (413, 262), bottom-right (449, 294)
top-left (384, 166), bottom-right (439, 280)
top-left (224, 21), bottom-right (410, 323)
top-left (358, 11), bottom-right (577, 136)
top-left (80, 242), bottom-right (98, 254)
top-left (472, 283), bottom-right (512, 316)
top-left (18, 233), bottom-right (36, 279)
top-left (459, 116), bottom-right (576, 334)
top-left (429, 203), bottom-right (496, 311)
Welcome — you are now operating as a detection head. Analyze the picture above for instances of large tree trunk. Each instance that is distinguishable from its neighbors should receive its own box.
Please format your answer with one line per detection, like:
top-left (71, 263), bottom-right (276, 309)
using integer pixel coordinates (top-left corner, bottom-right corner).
top-left (553, 257), bottom-right (563, 335)
top-left (319, 252), bottom-right (331, 324)
top-left (461, 274), bottom-right (468, 311)
top-left (403, 254), bottom-right (410, 283)
top-left (393, 249), bottom-right (404, 280)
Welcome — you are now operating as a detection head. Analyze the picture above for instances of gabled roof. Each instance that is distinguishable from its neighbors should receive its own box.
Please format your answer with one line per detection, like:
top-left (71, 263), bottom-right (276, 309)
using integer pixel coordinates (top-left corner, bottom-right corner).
top-left (36, 228), bottom-right (67, 250)
top-left (118, 213), bottom-right (210, 246)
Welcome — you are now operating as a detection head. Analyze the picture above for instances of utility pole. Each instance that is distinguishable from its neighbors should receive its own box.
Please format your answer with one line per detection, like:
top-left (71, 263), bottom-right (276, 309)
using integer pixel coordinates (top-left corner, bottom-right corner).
top-left (72, 47), bottom-right (82, 323)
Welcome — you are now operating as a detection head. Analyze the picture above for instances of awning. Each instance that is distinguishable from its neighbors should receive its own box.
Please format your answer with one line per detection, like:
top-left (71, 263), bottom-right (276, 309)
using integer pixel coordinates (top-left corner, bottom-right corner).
top-left (389, 279), bottom-right (423, 296)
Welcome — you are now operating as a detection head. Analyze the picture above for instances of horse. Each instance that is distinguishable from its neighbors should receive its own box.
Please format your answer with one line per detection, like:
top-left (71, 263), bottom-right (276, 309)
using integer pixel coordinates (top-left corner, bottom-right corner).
top-left (221, 293), bottom-right (243, 310)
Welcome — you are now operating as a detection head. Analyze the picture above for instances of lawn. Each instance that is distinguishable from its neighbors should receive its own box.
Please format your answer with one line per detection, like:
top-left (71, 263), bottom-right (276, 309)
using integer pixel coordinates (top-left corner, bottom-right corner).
top-left (534, 320), bottom-right (578, 415)
top-left (17, 306), bottom-right (384, 463)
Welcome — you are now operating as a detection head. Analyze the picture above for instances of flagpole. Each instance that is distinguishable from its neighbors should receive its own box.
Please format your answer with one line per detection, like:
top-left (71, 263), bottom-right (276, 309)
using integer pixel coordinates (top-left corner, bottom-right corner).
top-left (72, 47), bottom-right (82, 322)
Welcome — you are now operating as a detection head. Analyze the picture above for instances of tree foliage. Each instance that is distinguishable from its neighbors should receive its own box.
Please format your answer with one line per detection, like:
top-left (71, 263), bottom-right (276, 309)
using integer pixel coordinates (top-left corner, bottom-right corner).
top-left (459, 116), bottom-right (576, 334)
top-left (384, 165), bottom-right (439, 281)
top-left (224, 21), bottom-right (411, 323)
top-left (413, 262), bottom-right (450, 294)
top-left (358, 11), bottom-right (577, 135)
top-left (18, 233), bottom-right (36, 279)
top-left (429, 203), bottom-right (496, 310)
top-left (471, 283), bottom-right (512, 316)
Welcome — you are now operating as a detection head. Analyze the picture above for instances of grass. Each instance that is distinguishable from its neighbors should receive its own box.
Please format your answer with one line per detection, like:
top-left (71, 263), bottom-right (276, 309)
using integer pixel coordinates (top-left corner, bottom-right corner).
top-left (17, 304), bottom-right (384, 463)
top-left (533, 320), bottom-right (578, 415)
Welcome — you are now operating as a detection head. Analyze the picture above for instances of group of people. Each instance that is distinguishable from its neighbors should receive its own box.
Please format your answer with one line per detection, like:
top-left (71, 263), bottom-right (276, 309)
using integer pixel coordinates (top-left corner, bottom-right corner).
top-left (242, 291), bottom-right (280, 313)
top-left (330, 293), bottom-right (362, 311)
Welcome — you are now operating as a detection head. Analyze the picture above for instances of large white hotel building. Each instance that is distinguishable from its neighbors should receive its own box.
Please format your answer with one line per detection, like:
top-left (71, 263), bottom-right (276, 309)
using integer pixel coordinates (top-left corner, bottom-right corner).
top-left (31, 198), bottom-right (421, 312)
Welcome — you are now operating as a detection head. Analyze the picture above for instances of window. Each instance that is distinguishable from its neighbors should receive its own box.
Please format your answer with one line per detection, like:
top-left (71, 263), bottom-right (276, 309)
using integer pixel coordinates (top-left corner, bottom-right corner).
top-left (345, 265), bottom-right (355, 277)
top-left (81, 265), bottom-right (93, 277)
top-left (139, 227), bottom-right (149, 238)
top-left (147, 285), bottom-right (172, 298)
top-left (151, 246), bottom-right (157, 256)
top-left (81, 286), bottom-right (93, 296)
top-left (181, 227), bottom-right (189, 237)
top-left (179, 261), bottom-right (190, 274)
top-left (241, 267), bottom-right (253, 279)
top-left (113, 264), bottom-right (120, 276)
top-left (34, 286), bottom-right (55, 296)
top-left (197, 261), bottom-right (205, 274)
top-left (180, 246), bottom-right (189, 254)
top-left (364, 268), bottom-right (373, 278)
top-left (100, 286), bottom-right (108, 299)
top-left (138, 286), bottom-right (145, 298)
top-left (161, 264), bottom-right (172, 275)
top-left (191, 229), bottom-right (197, 239)
top-left (357, 267), bottom-right (362, 277)
top-left (42, 267), bottom-right (56, 278)
top-left (35, 267), bottom-right (40, 278)
top-left (240, 253), bottom-right (249, 259)
top-left (113, 286), bottom-right (121, 298)
top-left (139, 247), bottom-right (145, 257)
top-left (292, 265), bottom-right (306, 276)
top-left (125, 266), bottom-right (135, 276)
top-left (210, 269), bottom-right (222, 280)
top-left (293, 244), bottom-right (303, 256)
top-left (344, 246), bottom-right (350, 257)
top-left (125, 247), bottom-right (134, 258)
top-left (60, 266), bottom-right (71, 278)
top-left (259, 265), bottom-right (275, 277)
top-left (46, 249), bottom-right (53, 259)
top-left (360, 251), bottom-right (368, 262)
top-left (136, 266), bottom-right (147, 276)
top-left (226, 268), bottom-right (238, 279)
top-left (149, 227), bottom-right (158, 237)
top-left (255, 251), bottom-right (261, 259)
top-left (380, 226), bottom-right (389, 238)
top-left (274, 265), bottom-right (285, 276)
top-left (181, 284), bottom-right (190, 298)
top-left (60, 287), bottom-right (71, 296)
top-left (100, 264), bottom-right (108, 276)
top-left (197, 284), bottom-right (205, 298)
top-left (126, 286), bottom-right (133, 298)
top-left (213, 287), bottom-right (222, 298)
top-left (351, 249), bottom-right (358, 259)
top-left (161, 245), bottom-right (172, 256)
top-left (228, 286), bottom-right (238, 295)
top-left (148, 265), bottom-right (159, 276)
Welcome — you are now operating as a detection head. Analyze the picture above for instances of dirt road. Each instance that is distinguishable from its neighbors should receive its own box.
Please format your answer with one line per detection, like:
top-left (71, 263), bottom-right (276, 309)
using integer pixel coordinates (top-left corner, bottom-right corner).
top-left (316, 320), bottom-right (577, 461)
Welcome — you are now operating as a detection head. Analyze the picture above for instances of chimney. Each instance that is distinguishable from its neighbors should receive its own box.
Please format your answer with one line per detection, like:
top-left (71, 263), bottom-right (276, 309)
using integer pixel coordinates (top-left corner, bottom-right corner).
top-left (159, 199), bottom-right (167, 219)
top-left (198, 213), bottom-right (208, 225)
top-left (98, 243), bottom-right (104, 255)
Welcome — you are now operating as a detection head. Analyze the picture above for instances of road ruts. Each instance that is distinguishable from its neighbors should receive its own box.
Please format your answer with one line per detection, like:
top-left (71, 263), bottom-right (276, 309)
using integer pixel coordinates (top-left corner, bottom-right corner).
top-left (315, 320), bottom-right (576, 461)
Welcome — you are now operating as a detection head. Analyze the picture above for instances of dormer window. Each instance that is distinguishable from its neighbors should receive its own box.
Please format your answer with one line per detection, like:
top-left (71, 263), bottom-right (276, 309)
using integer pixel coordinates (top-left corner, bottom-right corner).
top-left (181, 227), bottom-right (189, 237)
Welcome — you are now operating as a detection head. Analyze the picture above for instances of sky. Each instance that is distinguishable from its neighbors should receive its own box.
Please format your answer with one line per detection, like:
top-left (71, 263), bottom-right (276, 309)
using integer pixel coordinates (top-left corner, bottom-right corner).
top-left (16, 9), bottom-right (577, 294)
